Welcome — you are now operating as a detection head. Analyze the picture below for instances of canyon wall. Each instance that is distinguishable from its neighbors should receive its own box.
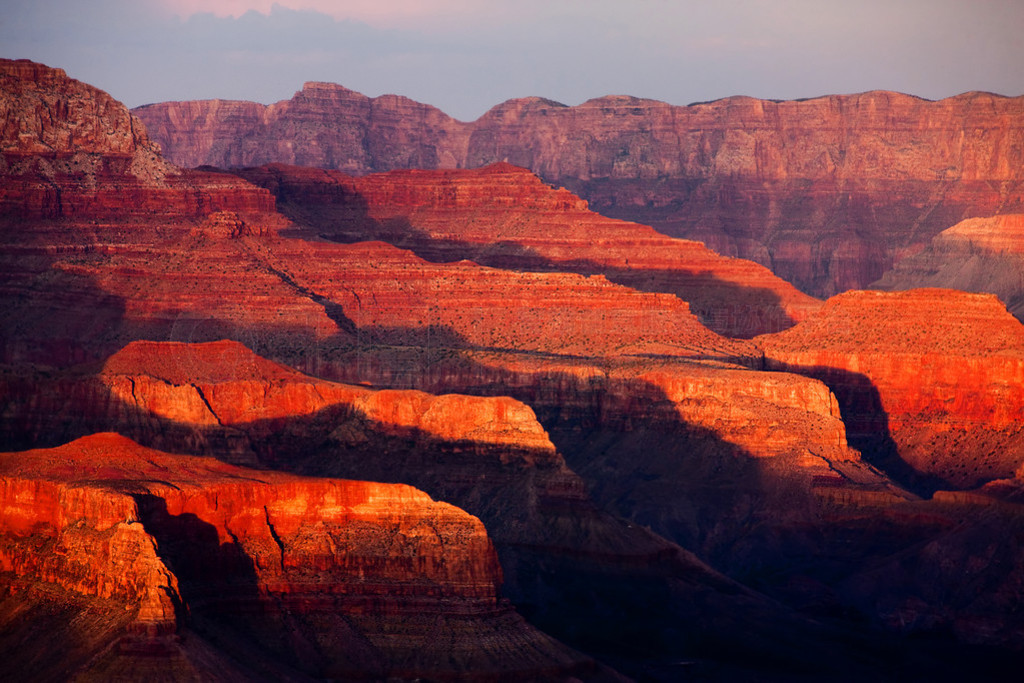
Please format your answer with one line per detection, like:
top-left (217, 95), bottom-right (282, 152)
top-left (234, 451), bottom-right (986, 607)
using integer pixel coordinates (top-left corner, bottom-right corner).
top-left (238, 162), bottom-right (821, 337)
top-left (759, 289), bottom-right (1024, 489)
top-left (1, 58), bottom-right (276, 222)
top-left (873, 214), bottom-right (1024, 321)
top-left (136, 84), bottom-right (1024, 296)
top-left (0, 432), bottom-right (595, 681)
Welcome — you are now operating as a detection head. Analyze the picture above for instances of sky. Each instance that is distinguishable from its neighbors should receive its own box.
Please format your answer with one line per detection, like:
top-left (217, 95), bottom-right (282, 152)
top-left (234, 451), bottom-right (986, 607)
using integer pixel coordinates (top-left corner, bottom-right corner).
top-left (2, 0), bottom-right (1023, 121)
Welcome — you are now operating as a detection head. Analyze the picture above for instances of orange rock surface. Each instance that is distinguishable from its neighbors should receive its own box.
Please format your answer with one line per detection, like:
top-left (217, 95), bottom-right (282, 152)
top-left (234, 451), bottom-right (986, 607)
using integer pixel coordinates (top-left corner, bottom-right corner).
top-left (759, 289), bottom-right (1024, 487)
top-left (874, 215), bottom-right (1024, 321)
top-left (0, 62), bottom-right (758, 371)
top-left (1, 210), bottom-right (761, 370)
top-left (99, 339), bottom-right (558, 462)
top-left (239, 162), bottom-right (821, 337)
top-left (0, 433), bottom-right (593, 679)
top-left (136, 84), bottom-right (1024, 296)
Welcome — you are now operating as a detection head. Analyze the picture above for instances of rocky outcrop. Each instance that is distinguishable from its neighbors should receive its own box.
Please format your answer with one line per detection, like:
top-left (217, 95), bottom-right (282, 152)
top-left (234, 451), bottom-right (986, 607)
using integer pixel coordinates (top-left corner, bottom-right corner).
top-left (0, 340), bottom-right (886, 679)
top-left (136, 85), bottom-right (1024, 296)
top-left (0, 64), bottom-right (759, 369)
top-left (1, 343), bottom-right (912, 680)
top-left (317, 349), bottom-right (900, 562)
top-left (0, 212), bottom-right (762, 369)
top-left (758, 289), bottom-right (1024, 489)
top-left (135, 82), bottom-right (466, 172)
top-left (0, 432), bottom-right (593, 680)
top-left (98, 339), bottom-right (558, 464)
top-left (0, 58), bottom-right (277, 222)
top-left (873, 215), bottom-right (1024, 321)
top-left (239, 162), bottom-right (821, 337)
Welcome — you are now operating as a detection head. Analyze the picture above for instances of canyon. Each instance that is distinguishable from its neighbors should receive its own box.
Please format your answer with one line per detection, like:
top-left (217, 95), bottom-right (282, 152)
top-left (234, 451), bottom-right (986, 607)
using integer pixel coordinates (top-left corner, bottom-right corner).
top-left (135, 83), bottom-right (1024, 297)
top-left (3, 57), bottom-right (1024, 681)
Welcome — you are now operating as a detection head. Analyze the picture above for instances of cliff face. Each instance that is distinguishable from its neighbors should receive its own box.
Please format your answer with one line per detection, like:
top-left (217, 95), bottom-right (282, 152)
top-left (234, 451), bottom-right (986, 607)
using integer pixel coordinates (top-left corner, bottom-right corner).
top-left (758, 289), bottom-right (1024, 489)
top-left (98, 339), bottom-right (558, 464)
top-left (0, 204), bottom-right (762, 370)
top-left (2, 339), bottom-right (880, 678)
top-left (0, 68), bottom-right (762, 369)
top-left (873, 215), bottom-right (1024, 321)
top-left (0, 432), bottom-right (594, 680)
top-left (135, 86), bottom-right (1024, 297)
top-left (239, 162), bottom-right (821, 337)
top-left (0, 58), bottom-right (276, 221)
top-left (135, 82), bottom-right (468, 172)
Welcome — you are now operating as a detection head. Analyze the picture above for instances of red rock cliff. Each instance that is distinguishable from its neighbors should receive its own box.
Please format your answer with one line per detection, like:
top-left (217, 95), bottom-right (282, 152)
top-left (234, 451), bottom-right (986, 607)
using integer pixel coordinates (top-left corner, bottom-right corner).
top-left (96, 339), bottom-right (558, 465)
top-left (0, 63), bottom-right (758, 369)
top-left (873, 214), bottom-right (1024, 321)
top-left (135, 85), bottom-right (1024, 297)
top-left (0, 433), bottom-right (592, 680)
top-left (239, 162), bottom-right (821, 337)
top-left (758, 289), bottom-right (1024, 488)
top-left (0, 59), bottom-right (276, 221)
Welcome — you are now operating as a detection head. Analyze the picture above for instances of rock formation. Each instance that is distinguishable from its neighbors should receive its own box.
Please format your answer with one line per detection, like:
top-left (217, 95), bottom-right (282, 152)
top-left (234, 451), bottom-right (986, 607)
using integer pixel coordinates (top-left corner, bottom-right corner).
top-left (0, 432), bottom-right (596, 680)
top-left (1, 339), bottom-right (892, 678)
top-left (238, 162), bottom-right (821, 337)
top-left (1, 58), bottom-right (276, 222)
top-left (758, 289), bottom-right (1024, 489)
top-left (873, 214), bottom-right (1024, 321)
top-left (6, 57), bottom-right (1024, 680)
top-left (135, 84), bottom-right (1024, 296)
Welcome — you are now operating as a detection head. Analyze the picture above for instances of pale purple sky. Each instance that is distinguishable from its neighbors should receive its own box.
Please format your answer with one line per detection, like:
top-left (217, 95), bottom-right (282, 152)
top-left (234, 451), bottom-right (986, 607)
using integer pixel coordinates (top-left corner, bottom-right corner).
top-left (3, 0), bottom-right (1022, 120)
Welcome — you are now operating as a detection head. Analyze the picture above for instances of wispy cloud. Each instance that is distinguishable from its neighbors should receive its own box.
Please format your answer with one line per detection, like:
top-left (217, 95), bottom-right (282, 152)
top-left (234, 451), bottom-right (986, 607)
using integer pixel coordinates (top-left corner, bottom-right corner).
top-left (157, 0), bottom-right (480, 27)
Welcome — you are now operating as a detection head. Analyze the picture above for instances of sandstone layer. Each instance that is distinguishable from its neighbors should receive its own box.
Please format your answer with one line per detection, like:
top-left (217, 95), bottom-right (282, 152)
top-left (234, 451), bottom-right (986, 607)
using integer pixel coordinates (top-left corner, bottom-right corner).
top-left (239, 162), bottom-right (821, 337)
top-left (758, 289), bottom-right (1024, 489)
top-left (0, 432), bottom-right (594, 681)
top-left (873, 214), bottom-right (1024, 321)
top-left (136, 83), bottom-right (1024, 296)
top-left (1, 59), bottom-right (276, 223)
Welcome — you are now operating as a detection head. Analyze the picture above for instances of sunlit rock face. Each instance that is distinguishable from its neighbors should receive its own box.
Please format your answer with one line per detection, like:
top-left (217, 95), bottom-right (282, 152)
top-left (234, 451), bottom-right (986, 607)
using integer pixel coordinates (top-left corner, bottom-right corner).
top-left (136, 86), bottom-right (1024, 297)
top-left (0, 59), bottom-right (276, 222)
top-left (0, 433), bottom-right (598, 681)
top-left (237, 162), bottom-right (821, 337)
top-left (873, 214), bottom-right (1024, 321)
top-left (99, 339), bottom-right (559, 463)
top-left (758, 289), bottom-right (1024, 489)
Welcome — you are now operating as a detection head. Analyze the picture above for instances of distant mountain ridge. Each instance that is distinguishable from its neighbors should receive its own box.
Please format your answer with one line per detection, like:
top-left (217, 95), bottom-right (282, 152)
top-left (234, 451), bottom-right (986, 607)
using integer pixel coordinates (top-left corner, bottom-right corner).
top-left (135, 84), bottom-right (1024, 297)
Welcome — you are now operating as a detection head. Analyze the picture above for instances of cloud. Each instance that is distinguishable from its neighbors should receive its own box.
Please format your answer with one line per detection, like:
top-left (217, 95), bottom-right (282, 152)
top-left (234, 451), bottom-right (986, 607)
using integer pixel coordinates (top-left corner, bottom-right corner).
top-left (157, 0), bottom-right (480, 27)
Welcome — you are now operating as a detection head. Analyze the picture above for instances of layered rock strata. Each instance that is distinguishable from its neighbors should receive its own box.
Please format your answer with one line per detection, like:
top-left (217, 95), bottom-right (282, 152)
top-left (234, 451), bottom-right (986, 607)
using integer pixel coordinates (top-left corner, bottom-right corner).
top-left (873, 214), bottom-right (1024, 321)
top-left (759, 289), bottom-right (1024, 489)
top-left (239, 162), bottom-right (821, 337)
top-left (1, 59), bottom-right (276, 223)
top-left (1, 340), bottom-right (907, 679)
top-left (0, 221), bottom-right (761, 369)
top-left (8, 57), bottom-right (1024, 677)
top-left (0, 338), bottom-right (889, 678)
top-left (0, 432), bottom-right (593, 680)
top-left (136, 84), bottom-right (1024, 296)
